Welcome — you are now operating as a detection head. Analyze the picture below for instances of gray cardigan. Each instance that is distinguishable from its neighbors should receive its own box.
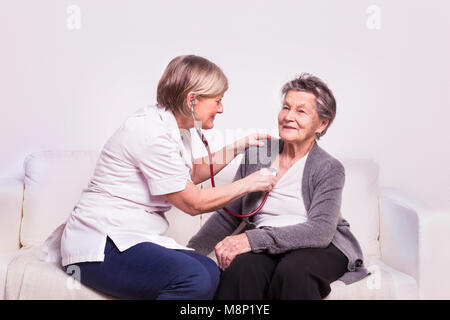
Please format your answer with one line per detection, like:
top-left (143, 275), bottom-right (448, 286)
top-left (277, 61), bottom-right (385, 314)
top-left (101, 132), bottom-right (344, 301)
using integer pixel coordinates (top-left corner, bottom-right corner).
top-left (187, 139), bottom-right (369, 285)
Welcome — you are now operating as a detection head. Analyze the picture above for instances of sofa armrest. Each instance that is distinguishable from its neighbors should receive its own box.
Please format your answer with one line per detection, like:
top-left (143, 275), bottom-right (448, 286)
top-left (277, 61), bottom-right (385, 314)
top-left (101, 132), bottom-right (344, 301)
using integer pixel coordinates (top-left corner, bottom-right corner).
top-left (0, 250), bottom-right (22, 300)
top-left (0, 178), bottom-right (24, 254)
top-left (379, 188), bottom-right (450, 299)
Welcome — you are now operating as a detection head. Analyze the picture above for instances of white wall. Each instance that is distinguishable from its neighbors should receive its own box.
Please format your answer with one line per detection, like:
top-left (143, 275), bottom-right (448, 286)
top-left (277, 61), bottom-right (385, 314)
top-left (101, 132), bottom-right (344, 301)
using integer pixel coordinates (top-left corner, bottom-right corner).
top-left (1, 0), bottom-right (449, 210)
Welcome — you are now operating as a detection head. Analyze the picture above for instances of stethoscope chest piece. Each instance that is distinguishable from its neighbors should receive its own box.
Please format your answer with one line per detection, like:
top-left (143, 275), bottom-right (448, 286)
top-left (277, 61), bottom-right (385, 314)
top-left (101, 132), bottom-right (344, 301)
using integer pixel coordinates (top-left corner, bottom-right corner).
top-left (269, 168), bottom-right (277, 177)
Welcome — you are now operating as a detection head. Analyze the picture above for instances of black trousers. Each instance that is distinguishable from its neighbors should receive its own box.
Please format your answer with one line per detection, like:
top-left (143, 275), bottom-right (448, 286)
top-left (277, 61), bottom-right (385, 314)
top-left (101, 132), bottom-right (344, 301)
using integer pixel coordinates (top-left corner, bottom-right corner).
top-left (215, 243), bottom-right (348, 300)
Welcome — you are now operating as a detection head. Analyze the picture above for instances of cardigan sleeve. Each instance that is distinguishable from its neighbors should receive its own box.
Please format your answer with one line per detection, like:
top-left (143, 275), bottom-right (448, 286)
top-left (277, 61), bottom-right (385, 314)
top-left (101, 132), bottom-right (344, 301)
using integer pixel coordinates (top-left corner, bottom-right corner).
top-left (245, 160), bottom-right (345, 254)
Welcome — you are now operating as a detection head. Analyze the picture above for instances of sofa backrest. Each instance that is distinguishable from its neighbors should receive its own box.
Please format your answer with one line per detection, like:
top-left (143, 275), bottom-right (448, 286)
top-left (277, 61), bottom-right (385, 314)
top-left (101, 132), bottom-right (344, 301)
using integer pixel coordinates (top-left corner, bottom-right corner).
top-left (21, 150), bottom-right (201, 249)
top-left (0, 178), bottom-right (24, 253)
top-left (340, 158), bottom-right (380, 257)
top-left (21, 151), bottom-right (100, 247)
top-left (21, 150), bottom-right (380, 258)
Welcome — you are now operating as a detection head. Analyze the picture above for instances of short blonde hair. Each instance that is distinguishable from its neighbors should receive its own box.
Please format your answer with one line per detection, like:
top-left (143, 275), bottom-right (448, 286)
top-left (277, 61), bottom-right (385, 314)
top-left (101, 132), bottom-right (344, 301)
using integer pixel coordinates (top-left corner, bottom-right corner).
top-left (157, 55), bottom-right (228, 116)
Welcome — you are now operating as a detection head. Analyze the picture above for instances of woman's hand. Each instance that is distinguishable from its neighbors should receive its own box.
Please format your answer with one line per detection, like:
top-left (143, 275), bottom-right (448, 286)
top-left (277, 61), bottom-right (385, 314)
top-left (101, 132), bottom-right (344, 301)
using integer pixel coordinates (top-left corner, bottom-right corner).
top-left (215, 233), bottom-right (252, 270)
top-left (235, 133), bottom-right (274, 153)
top-left (244, 168), bottom-right (279, 193)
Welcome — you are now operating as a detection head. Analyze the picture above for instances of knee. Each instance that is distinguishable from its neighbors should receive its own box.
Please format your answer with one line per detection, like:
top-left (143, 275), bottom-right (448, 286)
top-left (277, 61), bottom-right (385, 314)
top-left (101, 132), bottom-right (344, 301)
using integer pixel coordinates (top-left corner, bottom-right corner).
top-left (208, 263), bottom-right (221, 292)
top-left (271, 261), bottom-right (319, 293)
top-left (201, 259), bottom-right (221, 299)
top-left (220, 253), bottom-right (272, 287)
top-left (273, 262), bottom-right (314, 284)
top-left (157, 255), bottom-right (220, 300)
top-left (283, 258), bottom-right (312, 272)
top-left (225, 253), bottom-right (263, 275)
top-left (185, 269), bottom-right (218, 300)
top-left (175, 259), bottom-right (220, 300)
top-left (270, 264), bottom-right (324, 299)
top-left (273, 268), bottom-right (313, 285)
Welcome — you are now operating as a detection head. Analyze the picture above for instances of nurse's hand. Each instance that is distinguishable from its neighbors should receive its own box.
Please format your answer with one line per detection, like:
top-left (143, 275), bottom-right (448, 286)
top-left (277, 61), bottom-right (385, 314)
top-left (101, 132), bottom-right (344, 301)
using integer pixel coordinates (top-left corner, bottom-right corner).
top-left (244, 168), bottom-right (279, 193)
top-left (215, 233), bottom-right (251, 270)
top-left (235, 133), bottom-right (274, 152)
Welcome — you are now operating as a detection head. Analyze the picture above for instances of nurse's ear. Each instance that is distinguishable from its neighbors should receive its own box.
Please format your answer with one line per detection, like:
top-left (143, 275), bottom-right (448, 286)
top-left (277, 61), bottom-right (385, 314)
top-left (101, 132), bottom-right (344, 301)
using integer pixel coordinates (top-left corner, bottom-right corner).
top-left (186, 93), bottom-right (197, 111)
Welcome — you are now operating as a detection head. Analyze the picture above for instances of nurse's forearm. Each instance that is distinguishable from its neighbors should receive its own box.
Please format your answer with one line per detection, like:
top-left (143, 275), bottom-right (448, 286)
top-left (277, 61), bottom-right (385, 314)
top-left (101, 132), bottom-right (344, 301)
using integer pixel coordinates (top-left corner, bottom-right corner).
top-left (191, 142), bottom-right (242, 184)
top-left (195, 178), bottom-right (249, 214)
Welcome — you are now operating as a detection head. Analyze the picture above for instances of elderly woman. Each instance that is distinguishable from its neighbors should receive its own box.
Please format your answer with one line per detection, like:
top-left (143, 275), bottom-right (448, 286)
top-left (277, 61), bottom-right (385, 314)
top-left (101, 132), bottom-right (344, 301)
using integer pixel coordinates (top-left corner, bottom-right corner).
top-left (187, 73), bottom-right (369, 299)
top-left (41, 55), bottom-right (277, 300)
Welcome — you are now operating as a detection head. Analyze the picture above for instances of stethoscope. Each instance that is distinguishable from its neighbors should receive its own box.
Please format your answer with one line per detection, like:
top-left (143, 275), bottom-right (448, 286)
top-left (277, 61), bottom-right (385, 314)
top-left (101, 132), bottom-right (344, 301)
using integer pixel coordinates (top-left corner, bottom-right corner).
top-left (190, 99), bottom-right (277, 218)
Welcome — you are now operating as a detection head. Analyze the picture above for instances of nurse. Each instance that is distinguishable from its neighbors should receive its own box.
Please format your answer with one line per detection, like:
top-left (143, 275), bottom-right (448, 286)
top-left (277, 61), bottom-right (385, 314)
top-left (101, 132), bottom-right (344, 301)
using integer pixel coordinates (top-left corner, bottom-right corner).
top-left (42, 55), bottom-right (278, 300)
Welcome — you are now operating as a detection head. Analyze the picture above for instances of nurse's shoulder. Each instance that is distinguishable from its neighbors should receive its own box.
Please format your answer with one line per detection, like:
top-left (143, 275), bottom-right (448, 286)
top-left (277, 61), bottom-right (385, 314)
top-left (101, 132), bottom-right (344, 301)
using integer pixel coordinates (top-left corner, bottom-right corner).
top-left (120, 105), bottom-right (168, 139)
top-left (103, 105), bottom-right (174, 161)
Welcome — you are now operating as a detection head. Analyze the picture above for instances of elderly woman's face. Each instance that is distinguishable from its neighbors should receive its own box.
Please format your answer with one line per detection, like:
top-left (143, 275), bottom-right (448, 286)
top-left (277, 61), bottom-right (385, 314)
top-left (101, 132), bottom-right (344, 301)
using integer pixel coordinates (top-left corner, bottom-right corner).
top-left (278, 90), bottom-right (326, 144)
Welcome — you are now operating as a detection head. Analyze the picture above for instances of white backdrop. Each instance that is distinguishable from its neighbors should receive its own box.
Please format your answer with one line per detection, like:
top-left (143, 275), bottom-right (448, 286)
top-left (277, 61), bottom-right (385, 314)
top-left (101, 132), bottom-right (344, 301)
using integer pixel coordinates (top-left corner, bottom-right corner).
top-left (1, 0), bottom-right (449, 210)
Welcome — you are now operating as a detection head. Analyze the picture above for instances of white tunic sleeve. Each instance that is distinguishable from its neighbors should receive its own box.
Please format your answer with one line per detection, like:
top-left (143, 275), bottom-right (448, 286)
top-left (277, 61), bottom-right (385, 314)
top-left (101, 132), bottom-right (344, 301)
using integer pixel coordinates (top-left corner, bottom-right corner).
top-left (132, 131), bottom-right (191, 196)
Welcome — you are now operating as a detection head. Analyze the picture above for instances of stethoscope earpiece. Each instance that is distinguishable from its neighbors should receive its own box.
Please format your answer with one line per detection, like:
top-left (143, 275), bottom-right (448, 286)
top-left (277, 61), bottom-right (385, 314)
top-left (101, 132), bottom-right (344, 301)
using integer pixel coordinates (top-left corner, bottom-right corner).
top-left (190, 99), bottom-right (196, 118)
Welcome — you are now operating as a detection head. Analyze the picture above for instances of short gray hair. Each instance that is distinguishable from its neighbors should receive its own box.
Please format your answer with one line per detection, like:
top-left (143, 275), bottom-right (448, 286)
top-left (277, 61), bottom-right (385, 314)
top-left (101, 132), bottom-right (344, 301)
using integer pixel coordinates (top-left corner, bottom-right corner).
top-left (281, 73), bottom-right (336, 139)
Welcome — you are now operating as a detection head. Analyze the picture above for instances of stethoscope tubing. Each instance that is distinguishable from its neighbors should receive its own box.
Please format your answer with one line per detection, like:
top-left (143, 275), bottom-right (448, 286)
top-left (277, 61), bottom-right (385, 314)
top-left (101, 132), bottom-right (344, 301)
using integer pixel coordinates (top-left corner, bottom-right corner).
top-left (198, 130), bottom-right (270, 218)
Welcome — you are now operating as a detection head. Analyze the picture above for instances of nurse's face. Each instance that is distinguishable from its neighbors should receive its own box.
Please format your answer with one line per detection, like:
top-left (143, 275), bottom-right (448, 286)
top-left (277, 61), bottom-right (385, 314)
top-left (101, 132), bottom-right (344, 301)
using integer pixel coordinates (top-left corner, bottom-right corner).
top-left (193, 95), bottom-right (224, 129)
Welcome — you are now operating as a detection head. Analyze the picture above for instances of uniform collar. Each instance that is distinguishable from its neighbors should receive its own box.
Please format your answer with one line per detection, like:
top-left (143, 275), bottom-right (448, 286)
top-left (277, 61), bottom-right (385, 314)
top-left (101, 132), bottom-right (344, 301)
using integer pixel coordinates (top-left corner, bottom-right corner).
top-left (155, 104), bottom-right (186, 141)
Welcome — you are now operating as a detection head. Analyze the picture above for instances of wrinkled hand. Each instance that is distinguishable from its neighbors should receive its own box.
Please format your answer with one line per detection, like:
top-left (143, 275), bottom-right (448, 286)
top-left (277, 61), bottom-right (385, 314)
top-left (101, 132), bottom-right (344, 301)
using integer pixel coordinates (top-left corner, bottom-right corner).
top-left (215, 233), bottom-right (252, 271)
top-left (235, 133), bottom-right (274, 153)
top-left (244, 168), bottom-right (279, 193)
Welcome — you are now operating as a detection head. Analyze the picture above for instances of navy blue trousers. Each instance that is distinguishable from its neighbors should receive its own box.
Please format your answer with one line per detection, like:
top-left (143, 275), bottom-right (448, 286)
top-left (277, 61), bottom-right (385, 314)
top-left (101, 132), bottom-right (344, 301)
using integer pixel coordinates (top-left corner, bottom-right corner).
top-left (65, 237), bottom-right (220, 300)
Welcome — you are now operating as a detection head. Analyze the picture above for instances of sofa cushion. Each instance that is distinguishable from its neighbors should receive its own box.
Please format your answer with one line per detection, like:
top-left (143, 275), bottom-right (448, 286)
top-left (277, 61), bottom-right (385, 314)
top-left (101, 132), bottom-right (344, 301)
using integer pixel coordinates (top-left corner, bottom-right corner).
top-left (6, 247), bottom-right (408, 300)
top-left (6, 246), bottom-right (113, 299)
top-left (21, 151), bottom-right (100, 247)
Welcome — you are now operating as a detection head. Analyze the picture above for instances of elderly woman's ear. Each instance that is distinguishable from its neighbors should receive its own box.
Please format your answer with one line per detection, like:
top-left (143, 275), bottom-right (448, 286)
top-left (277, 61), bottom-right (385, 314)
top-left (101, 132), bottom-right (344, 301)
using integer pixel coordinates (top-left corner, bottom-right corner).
top-left (317, 119), bottom-right (330, 136)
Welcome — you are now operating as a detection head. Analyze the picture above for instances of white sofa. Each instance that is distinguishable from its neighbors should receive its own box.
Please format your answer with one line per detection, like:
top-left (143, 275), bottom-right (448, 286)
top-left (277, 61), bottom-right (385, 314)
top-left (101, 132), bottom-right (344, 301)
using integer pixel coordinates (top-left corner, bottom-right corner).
top-left (1, 150), bottom-right (449, 300)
